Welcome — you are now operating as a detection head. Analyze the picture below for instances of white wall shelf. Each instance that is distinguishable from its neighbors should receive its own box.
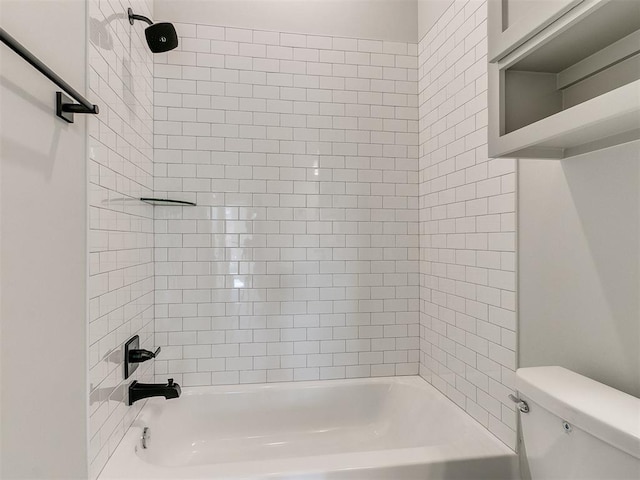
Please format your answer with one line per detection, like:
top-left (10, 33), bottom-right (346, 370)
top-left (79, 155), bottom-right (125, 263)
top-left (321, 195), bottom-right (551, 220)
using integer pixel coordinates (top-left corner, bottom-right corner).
top-left (488, 0), bottom-right (640, 159)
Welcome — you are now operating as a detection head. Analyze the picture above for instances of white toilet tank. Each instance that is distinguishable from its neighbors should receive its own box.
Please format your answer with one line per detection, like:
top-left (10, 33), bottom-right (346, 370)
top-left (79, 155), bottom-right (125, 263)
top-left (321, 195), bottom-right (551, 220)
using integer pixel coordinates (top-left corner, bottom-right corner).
top-left (516, 366), bottom-right (640, 480)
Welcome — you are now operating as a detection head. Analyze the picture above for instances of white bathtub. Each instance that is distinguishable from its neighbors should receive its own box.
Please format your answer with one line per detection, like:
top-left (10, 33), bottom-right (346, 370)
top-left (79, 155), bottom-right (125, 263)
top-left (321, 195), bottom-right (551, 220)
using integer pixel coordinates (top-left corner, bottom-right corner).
top-left (100, 376), bottom-right (518, 479)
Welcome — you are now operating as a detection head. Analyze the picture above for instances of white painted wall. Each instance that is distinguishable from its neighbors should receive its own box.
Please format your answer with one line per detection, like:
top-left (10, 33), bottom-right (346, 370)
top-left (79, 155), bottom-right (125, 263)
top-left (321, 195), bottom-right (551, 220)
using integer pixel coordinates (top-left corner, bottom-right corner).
top-left (519, 141), bottom-right (640, 397)
top-left (0, 0), bottom-right (88, 478)
top-left (155, 0), bottom-right (418, 43)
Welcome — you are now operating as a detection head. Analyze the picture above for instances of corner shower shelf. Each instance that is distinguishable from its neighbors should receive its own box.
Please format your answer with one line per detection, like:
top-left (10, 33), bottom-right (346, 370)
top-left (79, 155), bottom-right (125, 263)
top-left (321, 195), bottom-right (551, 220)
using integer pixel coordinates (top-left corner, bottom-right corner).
top-left (140, 198), bottom-right (196, 206)
top-left (488, 0), bottom-right (640, 159)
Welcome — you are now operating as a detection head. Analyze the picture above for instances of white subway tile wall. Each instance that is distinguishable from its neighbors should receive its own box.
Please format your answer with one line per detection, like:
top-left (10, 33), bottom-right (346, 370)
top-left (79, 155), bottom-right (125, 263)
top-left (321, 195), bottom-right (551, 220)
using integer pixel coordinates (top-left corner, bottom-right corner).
top-left (88, 0), bottom-right (155, 477)
top-left (418, 0), bottom-right (517, 449)
top-left (153, 25), bottom-right (420, 386)
top-left (85, 3), bottom-right (516, 473)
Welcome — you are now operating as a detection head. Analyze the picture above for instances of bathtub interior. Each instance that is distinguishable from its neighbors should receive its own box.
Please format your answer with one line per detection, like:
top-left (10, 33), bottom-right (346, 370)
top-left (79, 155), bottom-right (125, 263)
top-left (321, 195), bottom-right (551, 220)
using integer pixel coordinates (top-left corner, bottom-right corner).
top-left (135, 377), bottom-right (504, 468)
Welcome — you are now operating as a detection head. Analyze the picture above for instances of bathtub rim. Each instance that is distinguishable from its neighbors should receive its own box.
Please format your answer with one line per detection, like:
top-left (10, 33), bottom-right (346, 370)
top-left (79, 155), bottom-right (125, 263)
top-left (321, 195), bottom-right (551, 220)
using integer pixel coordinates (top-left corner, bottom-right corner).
top-left (169, 373), bottom-right (454, 397)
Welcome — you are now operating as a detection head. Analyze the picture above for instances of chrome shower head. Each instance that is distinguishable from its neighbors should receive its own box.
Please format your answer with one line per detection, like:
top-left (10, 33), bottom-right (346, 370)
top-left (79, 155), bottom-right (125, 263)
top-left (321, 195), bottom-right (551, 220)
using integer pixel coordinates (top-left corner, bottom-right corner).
top-left (128, 7), bottom-right (178, 53)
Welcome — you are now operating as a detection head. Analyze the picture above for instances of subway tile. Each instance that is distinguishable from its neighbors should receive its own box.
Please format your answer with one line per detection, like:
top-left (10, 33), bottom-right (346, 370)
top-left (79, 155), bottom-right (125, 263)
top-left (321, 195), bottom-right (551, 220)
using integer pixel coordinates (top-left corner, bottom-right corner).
top-left (417, 0), bottom-right (516, 451)
top-left (148, 6), bottom-right (514, 455)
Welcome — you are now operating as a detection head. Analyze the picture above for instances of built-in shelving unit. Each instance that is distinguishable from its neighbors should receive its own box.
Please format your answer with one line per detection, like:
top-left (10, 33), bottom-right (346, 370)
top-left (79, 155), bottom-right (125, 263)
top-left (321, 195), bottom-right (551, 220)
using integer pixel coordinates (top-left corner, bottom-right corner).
top-left (488, 0), bottom-right (640, 159)
top-left (488, 0), bottom-right (583, 64)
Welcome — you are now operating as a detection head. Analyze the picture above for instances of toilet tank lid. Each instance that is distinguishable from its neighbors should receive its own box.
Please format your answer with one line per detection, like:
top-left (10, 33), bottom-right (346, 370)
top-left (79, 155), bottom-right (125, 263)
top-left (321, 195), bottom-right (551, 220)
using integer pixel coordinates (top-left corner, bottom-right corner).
top-left (516, 366), bottom-right (640, 460)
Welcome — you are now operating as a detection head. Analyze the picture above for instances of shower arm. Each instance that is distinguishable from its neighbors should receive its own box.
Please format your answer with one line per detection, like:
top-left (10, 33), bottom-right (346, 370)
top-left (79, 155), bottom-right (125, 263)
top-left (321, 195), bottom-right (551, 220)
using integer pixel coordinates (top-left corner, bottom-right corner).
top-left (128, 8), bottom-right (153, 26)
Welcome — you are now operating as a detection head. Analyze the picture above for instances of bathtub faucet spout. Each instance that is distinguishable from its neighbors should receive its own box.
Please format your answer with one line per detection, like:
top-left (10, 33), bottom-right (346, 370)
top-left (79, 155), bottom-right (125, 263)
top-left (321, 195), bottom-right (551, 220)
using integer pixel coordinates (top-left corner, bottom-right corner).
top-left (128, 378), bottom-right (181, 405)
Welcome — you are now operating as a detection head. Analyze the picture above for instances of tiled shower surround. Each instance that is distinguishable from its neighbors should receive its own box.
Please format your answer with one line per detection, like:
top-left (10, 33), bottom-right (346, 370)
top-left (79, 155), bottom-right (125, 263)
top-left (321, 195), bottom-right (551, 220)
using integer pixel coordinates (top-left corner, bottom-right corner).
top-left (418, 0), bottom-right (517, 448)
top-left (153, 25), bottom-right (422, 386)
top-left (88, 0), bottom-right (155, 476)
top-left (150, 0), bottom-right (516, 449)
top-left (86, 2), bottom-right (517, 475)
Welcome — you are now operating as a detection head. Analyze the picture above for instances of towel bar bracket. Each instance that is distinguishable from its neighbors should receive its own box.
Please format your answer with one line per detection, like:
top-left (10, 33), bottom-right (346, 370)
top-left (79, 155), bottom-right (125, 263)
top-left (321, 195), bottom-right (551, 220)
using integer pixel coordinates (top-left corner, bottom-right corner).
top-left (56, 92), bottom-right (100, 123)
top-left (1, 27), bottom-right (100, 124)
